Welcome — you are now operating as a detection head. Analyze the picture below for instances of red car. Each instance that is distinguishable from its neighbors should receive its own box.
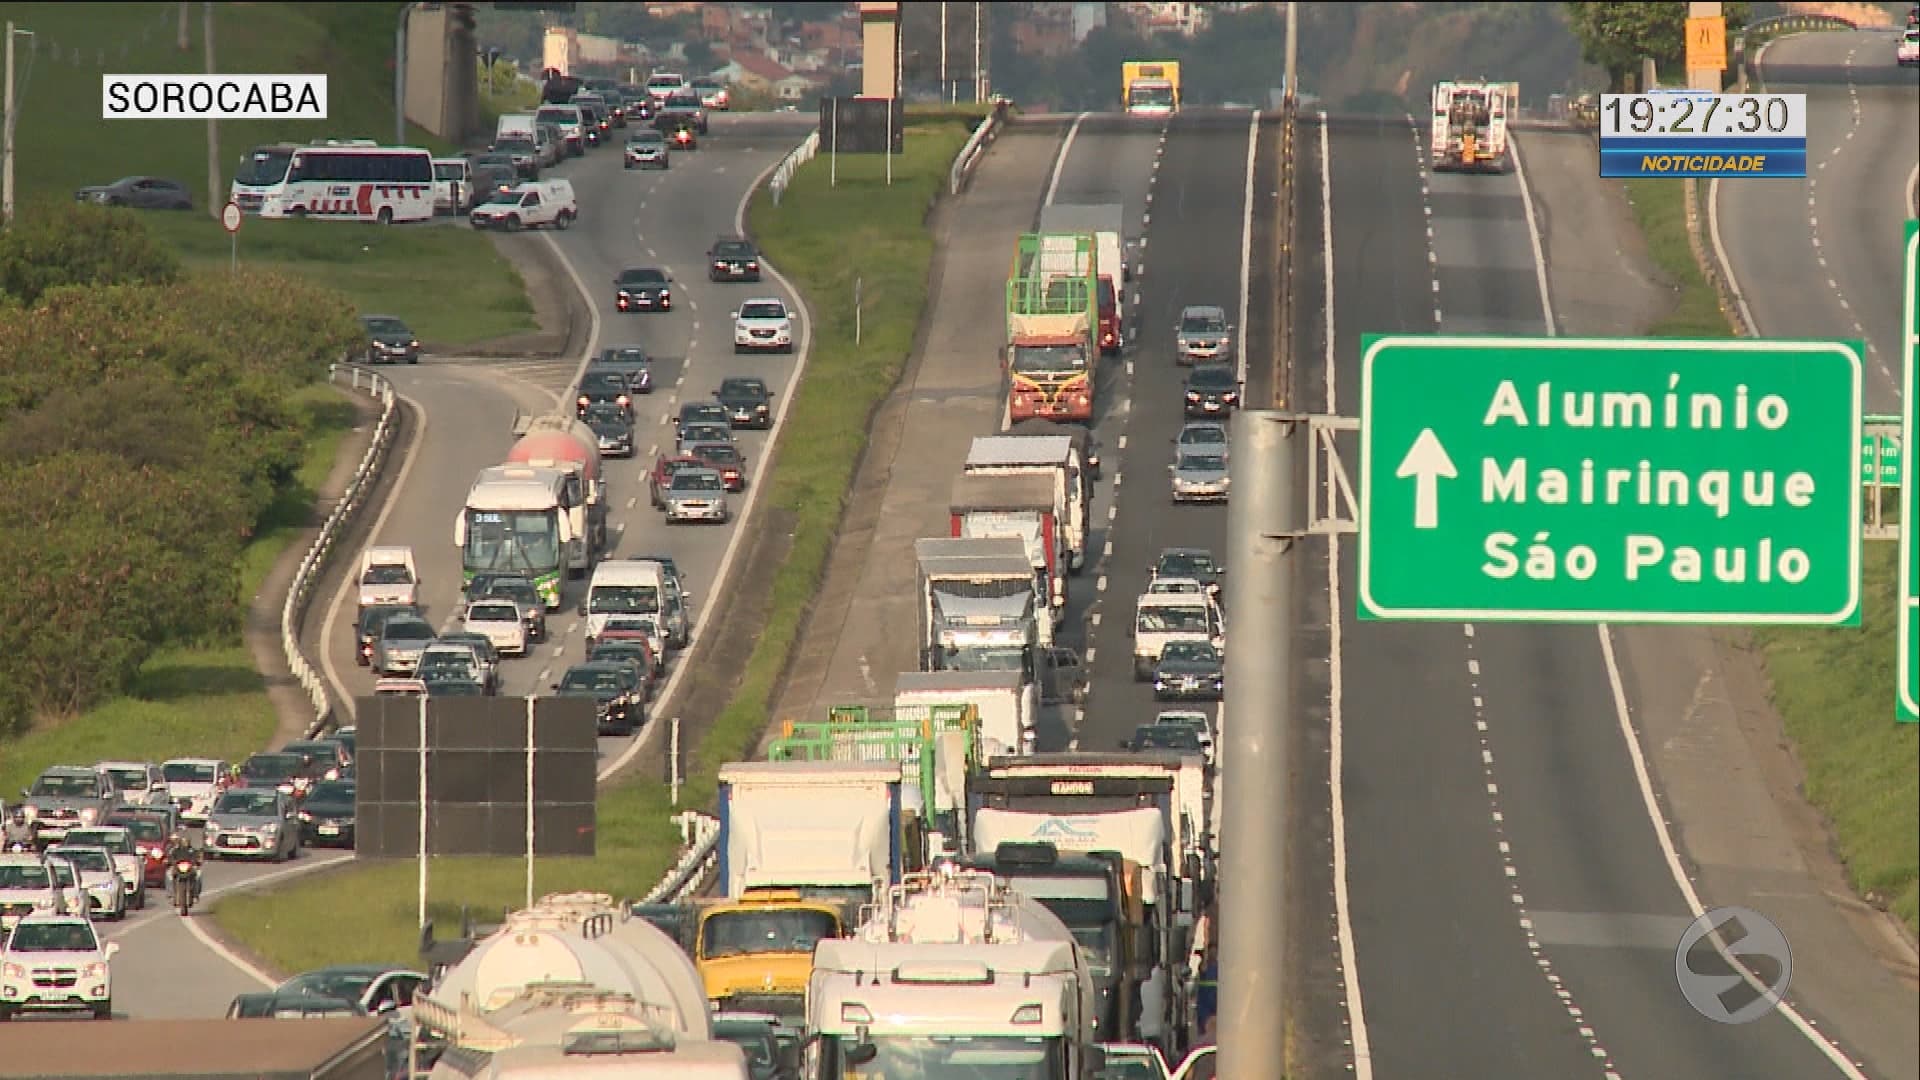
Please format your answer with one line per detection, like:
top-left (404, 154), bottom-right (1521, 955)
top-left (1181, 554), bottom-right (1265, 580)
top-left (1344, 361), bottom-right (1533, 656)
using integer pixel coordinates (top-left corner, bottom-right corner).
top-left (1097, 278), bottom-right (1123, 357)
top-left (106, 811), bottom-right (177, 888)
top-left (686, 441), bottom-right (747, 492)
top-left (647, 453), bottom-right (708, 509)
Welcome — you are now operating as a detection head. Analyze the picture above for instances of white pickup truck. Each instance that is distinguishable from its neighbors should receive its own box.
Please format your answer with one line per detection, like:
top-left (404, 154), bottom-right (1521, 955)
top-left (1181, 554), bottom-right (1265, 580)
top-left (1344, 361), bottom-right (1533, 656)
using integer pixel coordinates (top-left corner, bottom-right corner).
top-left (469, 179), bottom-right (577, 231)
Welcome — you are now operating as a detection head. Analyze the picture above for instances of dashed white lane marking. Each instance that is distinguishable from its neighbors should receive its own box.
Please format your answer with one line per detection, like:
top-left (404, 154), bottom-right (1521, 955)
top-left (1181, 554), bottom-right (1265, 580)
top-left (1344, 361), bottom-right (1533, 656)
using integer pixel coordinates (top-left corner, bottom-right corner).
top-left (1795, 56), bottom-right (1886, 377)
top-left (1117, 434), bottom-right (1128, 451)
top-left (626, 496), bottom-right (637, 509)
top-left (1090, 612), bottom-right (1101, 627)
top-left (1082, 648), bottom-right (1095, 665)
top-left (1103, 540), bottom-right (1114, 558)
top-left (646, 444), bottom-right (657, 457)
top-left (1108, 505), bottom-right (1118, 521)
top-left (645, 246), bottom-right (657, 257)
top-left (1095, 575), bottom-right (1108, 593)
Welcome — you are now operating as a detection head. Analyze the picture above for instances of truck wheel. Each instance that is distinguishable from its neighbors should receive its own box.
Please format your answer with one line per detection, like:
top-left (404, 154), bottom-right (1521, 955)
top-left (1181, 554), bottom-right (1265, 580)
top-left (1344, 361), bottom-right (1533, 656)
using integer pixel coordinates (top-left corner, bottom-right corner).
top-left (556, 210), bottom-right (575, 231)
top-left (504, 215), bottom-right (522, 232)
top-left (1133, 658), bottom-right (1151, 682)
top-left (376, 206), bottom-right (394, 226)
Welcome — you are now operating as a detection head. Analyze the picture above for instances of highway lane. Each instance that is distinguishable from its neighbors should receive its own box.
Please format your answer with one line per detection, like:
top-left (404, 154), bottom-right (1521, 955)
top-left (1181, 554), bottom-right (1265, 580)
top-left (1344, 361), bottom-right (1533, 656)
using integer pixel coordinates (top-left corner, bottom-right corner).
top-left (1319, 113), bottom-right (1864, 1078)
top-left (1043, 114), bottom-right (1167, 751)
top-left (1718, 29), bottom-right (1919, 407)
top-left (310, 113), bottom-right (814, 762)
top-left (1079, 110), bottom-right (1261, 754)
top-left (103, 114), bottom-right (813, 1021)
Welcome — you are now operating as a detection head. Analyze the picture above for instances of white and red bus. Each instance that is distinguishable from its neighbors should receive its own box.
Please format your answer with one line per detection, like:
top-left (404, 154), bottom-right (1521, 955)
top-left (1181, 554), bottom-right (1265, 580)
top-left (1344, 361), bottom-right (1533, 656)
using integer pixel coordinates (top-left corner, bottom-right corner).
top-left (232, 141), bottom-right (435, 224)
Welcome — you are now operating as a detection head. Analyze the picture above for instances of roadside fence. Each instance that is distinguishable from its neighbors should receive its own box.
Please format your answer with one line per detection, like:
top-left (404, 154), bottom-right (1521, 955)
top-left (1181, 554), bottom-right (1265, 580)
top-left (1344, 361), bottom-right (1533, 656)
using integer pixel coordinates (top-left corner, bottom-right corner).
top-left (641, 812), bottom-right (722, 904)
top-left (767, 129), bottom-right (821, 207)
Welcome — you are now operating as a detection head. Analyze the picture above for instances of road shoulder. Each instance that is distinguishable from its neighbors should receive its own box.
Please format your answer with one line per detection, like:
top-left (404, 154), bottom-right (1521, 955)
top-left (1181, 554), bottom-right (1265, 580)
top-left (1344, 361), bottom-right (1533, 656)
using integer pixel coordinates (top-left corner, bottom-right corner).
top-left (1518, 129), bottom-right (1920, 1079)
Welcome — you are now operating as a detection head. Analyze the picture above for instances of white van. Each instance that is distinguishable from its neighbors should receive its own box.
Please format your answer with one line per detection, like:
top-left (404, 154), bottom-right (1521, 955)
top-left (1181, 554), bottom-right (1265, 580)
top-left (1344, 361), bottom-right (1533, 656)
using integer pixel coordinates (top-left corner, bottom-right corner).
top-left (495, 112), bottom-right (537, 145)
top-left (357, 546), bottom-right (419, 609)
top-left (644, 72), bottom-right (688, 101)
top-left (534, 103), bottom-right (587, 156)
top-left (431, 157), bottom-right (473, 215)
top-left (582, 560), bottom-right (667, 647)
top-left (468, 178), bottom-right (577, 232)
top-left (1132, 591), bottom-right (1224, 681)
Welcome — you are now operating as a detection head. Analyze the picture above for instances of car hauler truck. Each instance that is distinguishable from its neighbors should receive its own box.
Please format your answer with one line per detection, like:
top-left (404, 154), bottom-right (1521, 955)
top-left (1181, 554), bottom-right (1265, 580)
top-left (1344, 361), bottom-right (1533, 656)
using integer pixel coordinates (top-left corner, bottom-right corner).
top-left (1006, 233), bottom-right (1097, 425)
top-left (1036, 204), bottom-right (1127, 356)
top-left (897, 668), bottom-right (1037, 762)
top-left (715, 761), bottom-right (912, 912)
top-left (917, 536), bottom-right (1050, 664)
top-left (951, 473), bottom-right (1067, 625)
top-left (966, 434), bottom-right (1090, 576)
top-left (1122, 61), bottom-right (1181, 116)
top-left (508, 413), bottom-right (608, 575)
top-left (1430, 79), bottom-right (1513, 173)
top-left (807, 868), bottom-right (1103, 1080)
top-left (959, 840), bottom-right (1145, 1045)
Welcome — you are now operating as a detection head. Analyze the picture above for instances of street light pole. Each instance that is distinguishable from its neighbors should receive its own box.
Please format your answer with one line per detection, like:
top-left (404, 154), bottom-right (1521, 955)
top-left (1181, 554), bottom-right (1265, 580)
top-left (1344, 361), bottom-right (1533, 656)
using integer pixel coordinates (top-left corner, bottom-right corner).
top-left (395, 3), bottom-right (412, 146)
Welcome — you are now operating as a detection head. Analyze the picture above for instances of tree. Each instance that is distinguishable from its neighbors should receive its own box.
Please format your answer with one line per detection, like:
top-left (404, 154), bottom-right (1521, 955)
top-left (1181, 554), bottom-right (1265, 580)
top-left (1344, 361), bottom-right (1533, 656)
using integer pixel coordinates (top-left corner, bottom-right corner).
top-left (1564, 2), bottom-right (1750, 89)
top-left (0, 202), bottom-right (179, 306)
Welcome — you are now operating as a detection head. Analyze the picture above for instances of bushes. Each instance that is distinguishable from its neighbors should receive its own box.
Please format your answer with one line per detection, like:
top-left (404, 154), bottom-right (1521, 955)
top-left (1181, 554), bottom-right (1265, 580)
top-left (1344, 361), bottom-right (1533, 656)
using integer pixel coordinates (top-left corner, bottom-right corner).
top-left (0, 203), bottom-right (360, 731)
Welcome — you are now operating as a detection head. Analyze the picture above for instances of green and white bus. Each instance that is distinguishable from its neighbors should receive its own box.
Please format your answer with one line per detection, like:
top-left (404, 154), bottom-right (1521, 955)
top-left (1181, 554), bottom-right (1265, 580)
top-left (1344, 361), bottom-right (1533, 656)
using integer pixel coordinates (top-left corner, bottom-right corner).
top-left (455, 465), bottom-right (576, 609)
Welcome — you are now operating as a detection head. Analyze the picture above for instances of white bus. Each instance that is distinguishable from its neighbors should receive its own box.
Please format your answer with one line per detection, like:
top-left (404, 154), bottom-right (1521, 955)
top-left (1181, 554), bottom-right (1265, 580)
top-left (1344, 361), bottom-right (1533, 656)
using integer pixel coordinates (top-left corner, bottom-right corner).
top-left (230, 141), bottom-right (434, 223)
top-left (455, 465), bottom-right (577, 609)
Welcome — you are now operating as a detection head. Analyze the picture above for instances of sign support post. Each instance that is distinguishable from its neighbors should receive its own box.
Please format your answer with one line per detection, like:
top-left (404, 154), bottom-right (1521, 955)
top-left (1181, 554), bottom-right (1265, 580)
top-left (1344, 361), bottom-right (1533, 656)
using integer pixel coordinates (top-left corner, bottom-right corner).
top-left (1897, 220), bottom-right (1918, 721)
top-left (221, 200), bottom-right (241, 273)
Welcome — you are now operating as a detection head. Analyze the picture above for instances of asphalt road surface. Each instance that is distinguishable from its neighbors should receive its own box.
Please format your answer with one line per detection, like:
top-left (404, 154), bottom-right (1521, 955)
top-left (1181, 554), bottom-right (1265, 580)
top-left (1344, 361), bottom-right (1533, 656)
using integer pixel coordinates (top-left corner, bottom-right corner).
top-left (1078, 110), bottom-right (1267, 753)
top-left (1717, 29), bottom-right (1919, 409)
top-left (1304, 110), bottom-right (1869, 1078)
top-left (103, 113), bottom-right (813, 1021)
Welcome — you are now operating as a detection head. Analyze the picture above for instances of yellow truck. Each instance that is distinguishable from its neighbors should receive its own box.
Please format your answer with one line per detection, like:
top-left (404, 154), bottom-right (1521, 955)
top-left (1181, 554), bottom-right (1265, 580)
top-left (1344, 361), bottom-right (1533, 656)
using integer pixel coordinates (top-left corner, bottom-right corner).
top-left (1122, 61), bottom-right (1181, 116)
top-left (692, 888), bottom-right (850, 1020)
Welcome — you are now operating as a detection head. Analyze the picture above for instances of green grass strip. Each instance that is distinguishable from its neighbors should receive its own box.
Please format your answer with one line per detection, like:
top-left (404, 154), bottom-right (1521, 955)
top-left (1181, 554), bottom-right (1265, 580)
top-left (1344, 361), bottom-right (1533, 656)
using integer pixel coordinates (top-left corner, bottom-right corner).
top-left (209, 112), bottom-right (981, 974)
top-left (1623, 178), bottom-right (1918, 936)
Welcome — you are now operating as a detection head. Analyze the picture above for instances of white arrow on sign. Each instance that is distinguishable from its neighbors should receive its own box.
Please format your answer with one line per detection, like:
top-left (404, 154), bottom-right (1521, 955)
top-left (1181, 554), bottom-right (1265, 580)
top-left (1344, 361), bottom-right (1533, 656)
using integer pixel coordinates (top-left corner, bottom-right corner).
top-left (1396, 428), bottom-right (1458, 530)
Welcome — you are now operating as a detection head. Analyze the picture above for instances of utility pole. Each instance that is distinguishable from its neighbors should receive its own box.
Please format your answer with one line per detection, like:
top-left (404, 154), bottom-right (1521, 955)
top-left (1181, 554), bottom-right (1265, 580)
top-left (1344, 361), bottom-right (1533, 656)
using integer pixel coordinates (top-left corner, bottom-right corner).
top-left (940, 1), bottom-right (949, 105)
top-left (972, 1), bottom-right (983, 103)
top-left (1, 22), bottom-right (19, 229)
top-left (395, 3), bottom-right (412, 146)
top-left (177, 2), bottom-right (190, 51)
top-left (204, 2), bottom-right (219, 220)
top-left (1219, 411), bottom-right (1298, 1079)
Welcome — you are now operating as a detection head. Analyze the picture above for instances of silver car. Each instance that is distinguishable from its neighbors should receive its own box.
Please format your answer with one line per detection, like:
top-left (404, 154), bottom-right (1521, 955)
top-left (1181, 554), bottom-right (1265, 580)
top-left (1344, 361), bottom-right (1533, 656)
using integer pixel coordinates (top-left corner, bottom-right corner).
top-left (205, 789), bottom-right (301, 862)
top-left (42, 847), bottom-right (126, 921)
top-left (59, 828), bottom-right (145, 911)
top-left (1175, 305), bottom-right (1234, 365)
top-left (373, 615), bottom-right (436, 676)
top-left (1170, 448), bottom-right (1230, 503)
top-left (664, 468), bottom-right (730, 524)
top-left (1176, 421), bottom-right (1229, 453)
top-left (95, 761), bottom-right (169, 810)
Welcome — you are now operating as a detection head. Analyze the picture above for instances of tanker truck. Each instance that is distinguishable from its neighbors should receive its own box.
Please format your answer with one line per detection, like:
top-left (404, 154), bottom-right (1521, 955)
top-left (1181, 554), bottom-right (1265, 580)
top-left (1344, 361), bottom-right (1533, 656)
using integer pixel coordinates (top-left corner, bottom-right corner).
top-left (508, 412), bottom-right (608, 576)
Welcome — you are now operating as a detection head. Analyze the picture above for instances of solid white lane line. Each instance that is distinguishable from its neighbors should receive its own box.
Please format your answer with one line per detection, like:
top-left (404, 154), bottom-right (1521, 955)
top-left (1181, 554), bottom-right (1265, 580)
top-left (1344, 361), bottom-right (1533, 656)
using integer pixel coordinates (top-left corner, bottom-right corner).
top-left (1236, 110), bottom-right (1259, 389)
top-left (1045, 113), bottom-right (1088, 208)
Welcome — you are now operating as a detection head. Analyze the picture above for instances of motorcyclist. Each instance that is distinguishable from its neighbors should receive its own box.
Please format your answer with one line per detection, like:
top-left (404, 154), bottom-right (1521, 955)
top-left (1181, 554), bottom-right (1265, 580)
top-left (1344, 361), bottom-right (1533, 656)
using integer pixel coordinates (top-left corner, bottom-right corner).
top-left (164, 831), bottom-right (203, 904)
top-left (3, 808), bottom-right (34, 850)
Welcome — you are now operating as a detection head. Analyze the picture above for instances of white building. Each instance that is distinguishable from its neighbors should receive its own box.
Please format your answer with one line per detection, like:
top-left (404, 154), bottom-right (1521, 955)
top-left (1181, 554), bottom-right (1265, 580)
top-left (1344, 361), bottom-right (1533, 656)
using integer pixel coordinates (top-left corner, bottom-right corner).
top-left (1072, 2), bottom-right (1107, 43)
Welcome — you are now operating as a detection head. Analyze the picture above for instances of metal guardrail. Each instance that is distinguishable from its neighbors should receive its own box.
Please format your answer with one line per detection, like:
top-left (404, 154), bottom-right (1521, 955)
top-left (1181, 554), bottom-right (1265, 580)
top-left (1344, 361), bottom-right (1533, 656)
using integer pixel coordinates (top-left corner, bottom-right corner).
top-left (948, 108), bottom-right (1004, 196)
top-left (767, 129), bottom-right (821, 207)
top-left (289, 363), bottom-right (400, 739)
top-left (1744, 13), bottom-right (1857, 38)
top-left (641, 812), bottom-right (721, 904)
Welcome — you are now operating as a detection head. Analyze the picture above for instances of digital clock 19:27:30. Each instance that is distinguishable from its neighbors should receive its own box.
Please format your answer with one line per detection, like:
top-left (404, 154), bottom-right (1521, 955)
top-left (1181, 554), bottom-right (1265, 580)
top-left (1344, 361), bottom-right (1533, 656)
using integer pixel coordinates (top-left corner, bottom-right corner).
top-left (1599, 93), bottom-right (1807, 139)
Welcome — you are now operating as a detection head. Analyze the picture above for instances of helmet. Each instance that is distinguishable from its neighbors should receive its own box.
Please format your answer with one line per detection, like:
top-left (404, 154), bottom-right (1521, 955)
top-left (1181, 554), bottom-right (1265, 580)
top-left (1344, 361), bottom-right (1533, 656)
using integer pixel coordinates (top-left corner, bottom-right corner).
top-left (9, 808), bottom-right (24, 824)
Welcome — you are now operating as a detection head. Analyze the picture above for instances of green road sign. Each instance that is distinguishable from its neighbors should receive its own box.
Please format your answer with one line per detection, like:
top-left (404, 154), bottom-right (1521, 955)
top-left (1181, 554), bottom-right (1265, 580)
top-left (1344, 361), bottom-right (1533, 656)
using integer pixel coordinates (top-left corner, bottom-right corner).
top-left (1359, 334), bottom-right (1864, 624)
top-left (1897, 220), bottom-right (1918, 722)
top-left (1861, 416), bottom-right (1901, 487)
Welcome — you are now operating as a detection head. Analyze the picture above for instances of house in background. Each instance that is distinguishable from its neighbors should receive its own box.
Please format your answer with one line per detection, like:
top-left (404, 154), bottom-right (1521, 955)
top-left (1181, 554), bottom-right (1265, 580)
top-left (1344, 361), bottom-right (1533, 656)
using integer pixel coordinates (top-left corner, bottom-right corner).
top-left (710, 50), bottom-right (796, 93)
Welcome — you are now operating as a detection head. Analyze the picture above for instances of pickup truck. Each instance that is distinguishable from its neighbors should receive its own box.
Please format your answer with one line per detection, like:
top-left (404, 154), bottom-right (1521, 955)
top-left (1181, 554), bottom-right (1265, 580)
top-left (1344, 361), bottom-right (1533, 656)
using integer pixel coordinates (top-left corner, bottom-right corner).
top-left (18, 767), bottom-right (120, 847)
top-left (469, 179), bottom-right (577, 231)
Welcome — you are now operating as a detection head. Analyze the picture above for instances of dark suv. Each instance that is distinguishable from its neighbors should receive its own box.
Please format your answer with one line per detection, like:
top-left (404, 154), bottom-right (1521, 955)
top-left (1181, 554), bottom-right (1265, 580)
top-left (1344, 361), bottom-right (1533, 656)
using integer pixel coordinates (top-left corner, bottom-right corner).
top-left (715, 377), bottom-right (773, 429)
top-left (577, 369), bottom-right (633, 421)
top-left (708, 239), bottom-right (761, 282)
top-left (1183, 363), bottom-right (1241, 418)
top-left (552, 663), bottom-right (645, 736)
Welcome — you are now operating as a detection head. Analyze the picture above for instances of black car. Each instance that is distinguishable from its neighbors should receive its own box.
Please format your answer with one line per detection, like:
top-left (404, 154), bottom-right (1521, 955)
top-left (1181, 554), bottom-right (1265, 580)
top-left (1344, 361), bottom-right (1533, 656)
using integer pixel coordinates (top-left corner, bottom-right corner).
top-left (584, 402), bottom-right (636, 457)
top-left (75, 175), bottom-right (194, 210)
top-left (677, 422), bottom-right (733, 453)
top-left (238, 752), bottom-right (321, 799)
top-left (355, 603), bottom-right (423, 666)
top-left (1154, 547), bottom-right (1223, 594)
top-left (424, 674), bottom-right (487, 698)
top-left (577, 370), bottom-right (633, 421)
top-left (297, 780), bottom-right (356, 848)
top-left (1152, 641), bottom-right (1225, 701)
top-left (614, 267), bottom-right (673, 312)
top-left (552, 663), bottom-right (645, 736)
top-left (1124, 721), bottom-right (1209, 756)
top-left (228, 991), bottom-right (364, 1019)
top-left (676, 401), bottom-right (731, 432)
top-left (715, 377), bottom-right (773, 429)
top-left (708, 238), bottom-right (762, 282)
top-left (1183, 362), bottom-right (1241, 418)
top-left (358, 314), bottom-right (420, 365)
top-left (590, 640), bottom-right (660, 683)
top-left (665, 90), bottom-right (708, 133)
top-left (593, 346), bottom-right (655, 393)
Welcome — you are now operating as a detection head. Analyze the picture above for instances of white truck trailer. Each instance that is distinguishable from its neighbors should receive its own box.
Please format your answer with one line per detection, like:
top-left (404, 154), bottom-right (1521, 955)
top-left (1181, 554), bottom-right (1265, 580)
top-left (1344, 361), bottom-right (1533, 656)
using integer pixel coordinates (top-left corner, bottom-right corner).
top-left (916, 535), bottom-right (1051, 662)
top-left (965, 434), bottom-right (1090, 576)
top-left (715, 761), bottom-right (908, 911)
top-left (896, 668), bottom-right (1036, 760)
top-left (807, 868), bottom-right (1103, 1080)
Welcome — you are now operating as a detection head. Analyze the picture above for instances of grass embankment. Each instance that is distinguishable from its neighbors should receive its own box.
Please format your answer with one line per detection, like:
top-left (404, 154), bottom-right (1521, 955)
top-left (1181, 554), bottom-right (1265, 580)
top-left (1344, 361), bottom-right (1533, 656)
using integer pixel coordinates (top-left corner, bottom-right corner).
top-left (0, 385), bottom-right (356, 797)
top-left (1624, 178), bottom-right (1919, 936)
top-left (209, 111), bottom-right (981, 974)
top-left (6, 2), bottom-right (532, 345)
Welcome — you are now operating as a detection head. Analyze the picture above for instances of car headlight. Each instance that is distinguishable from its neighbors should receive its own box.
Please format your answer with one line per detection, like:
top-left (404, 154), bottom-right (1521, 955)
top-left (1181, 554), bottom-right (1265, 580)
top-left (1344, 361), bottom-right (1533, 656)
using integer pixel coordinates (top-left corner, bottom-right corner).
top-left (3, 963), bottom-right (24, 978)
top-left (78, 807), bottom-right (98, 824)
top-left (83, 962), bottom-right (107, 979)
top-left (298, 811), bottom-right (313, 823)
top-left (262, 823), bottom-right (280, 835)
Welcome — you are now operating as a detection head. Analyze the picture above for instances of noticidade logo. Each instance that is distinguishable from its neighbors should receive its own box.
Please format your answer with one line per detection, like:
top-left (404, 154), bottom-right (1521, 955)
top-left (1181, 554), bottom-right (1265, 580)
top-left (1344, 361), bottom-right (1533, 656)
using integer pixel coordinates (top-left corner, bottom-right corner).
top-left (102, 75), bottom-right (327, 120)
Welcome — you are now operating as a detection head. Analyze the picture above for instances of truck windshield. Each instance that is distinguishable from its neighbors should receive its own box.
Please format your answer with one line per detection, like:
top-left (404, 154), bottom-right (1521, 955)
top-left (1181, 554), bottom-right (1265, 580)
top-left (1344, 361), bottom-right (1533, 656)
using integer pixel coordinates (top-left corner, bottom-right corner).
top-left (1011, 345), bottom-right (1086, 373)
top-left (827, 1036), bottom-right (1062, 1080)
top-left (234, 147), bottom-right (293, 186)
top-left (702, 909), bottom-right (838, 957)
top-left (1130, 84), bottom-right (1174, 108)
top-left (463, 510), bottom-right (561, 576)
top-left (362, 565), bottom-right (413, 585)
top-left (589, 585), bottom-right (659, 614)
top-left (942, 644), bottom-right (1029, 674)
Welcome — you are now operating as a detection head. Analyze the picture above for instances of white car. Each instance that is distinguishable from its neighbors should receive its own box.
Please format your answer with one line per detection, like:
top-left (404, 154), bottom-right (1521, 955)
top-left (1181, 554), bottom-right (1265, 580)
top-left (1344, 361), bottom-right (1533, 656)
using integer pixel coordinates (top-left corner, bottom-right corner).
top-left (1899, 28), bottom-right (1919, 66)
top-left (732, 298), bottom-right (795, 354)
top-left (160, 758), bottom-right (230, 826)
top-left (58, 828), bottom-right (145, 911)
top-left (463, 599), bottom-right (529, 657)
top-left (95, 761), bottom-right (169, 809)
top-left (0, 854), bottom-right (65, 934)
top-left (469, 179), bottom-right (577, 231)
top-left (42, 847), bottom-right (126, 921)
top-left (0, 911), bottom-right (117, 1020)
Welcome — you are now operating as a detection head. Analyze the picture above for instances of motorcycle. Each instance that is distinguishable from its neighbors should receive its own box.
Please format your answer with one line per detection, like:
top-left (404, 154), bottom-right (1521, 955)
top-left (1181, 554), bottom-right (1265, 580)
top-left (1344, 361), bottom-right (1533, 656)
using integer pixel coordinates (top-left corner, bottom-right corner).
top-left (172, 859), bottom-right (199, 916)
